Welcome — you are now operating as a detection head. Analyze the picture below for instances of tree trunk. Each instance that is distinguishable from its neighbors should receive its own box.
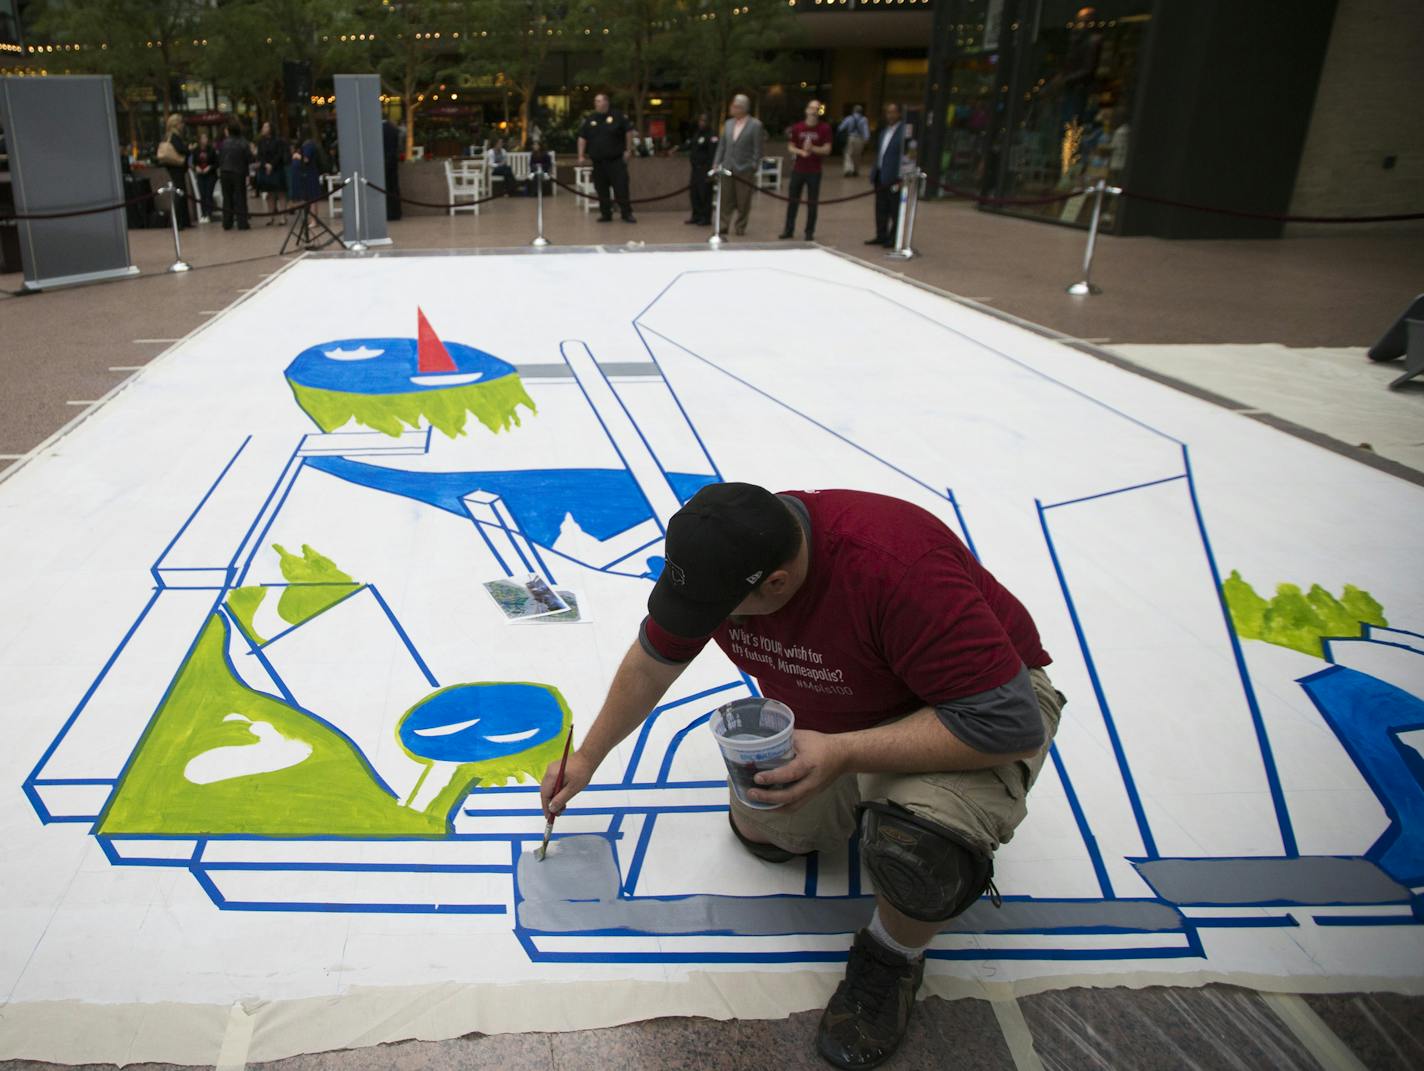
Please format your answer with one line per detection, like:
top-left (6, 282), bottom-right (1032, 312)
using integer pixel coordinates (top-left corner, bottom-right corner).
top-left (405, 94), bottom-right (417, 157)
top-left (518, 94), bottom-right (530, 148)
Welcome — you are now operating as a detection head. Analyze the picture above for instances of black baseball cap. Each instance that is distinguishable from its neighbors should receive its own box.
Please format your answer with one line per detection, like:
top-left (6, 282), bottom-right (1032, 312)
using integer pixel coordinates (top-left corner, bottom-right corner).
top-left (648, 483), bottom-right (801, 638)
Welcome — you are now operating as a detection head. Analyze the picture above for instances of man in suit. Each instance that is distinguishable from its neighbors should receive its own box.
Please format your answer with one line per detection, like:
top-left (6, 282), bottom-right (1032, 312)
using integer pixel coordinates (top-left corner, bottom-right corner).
top-left (867, 102), bottom-right (909, 248)
top-left (711, 94), bottom-right (765, 238)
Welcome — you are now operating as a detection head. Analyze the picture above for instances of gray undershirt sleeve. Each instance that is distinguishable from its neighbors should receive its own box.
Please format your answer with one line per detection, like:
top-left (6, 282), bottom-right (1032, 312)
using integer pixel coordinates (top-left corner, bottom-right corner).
top-left (933, 665), bottom-right (1045, 755)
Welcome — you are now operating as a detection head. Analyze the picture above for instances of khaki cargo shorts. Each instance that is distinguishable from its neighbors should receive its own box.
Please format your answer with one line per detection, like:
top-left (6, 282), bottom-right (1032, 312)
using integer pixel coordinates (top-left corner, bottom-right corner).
top-left (728, 667), bottom-right (1065, 857)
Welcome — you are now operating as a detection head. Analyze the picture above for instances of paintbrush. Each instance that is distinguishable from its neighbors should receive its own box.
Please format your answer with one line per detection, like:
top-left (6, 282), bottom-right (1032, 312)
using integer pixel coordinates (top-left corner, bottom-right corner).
top-left (536, 727), bottom-right (575, 862)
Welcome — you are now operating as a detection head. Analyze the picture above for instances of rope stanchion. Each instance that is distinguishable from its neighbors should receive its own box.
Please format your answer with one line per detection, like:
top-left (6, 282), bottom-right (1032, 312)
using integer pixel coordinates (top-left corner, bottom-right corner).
top-left (1115, 188), bottom-right (1424, 225)
top-left (709, 167), bottom-right (727, 247)
top-left (546, 174), bottom-right (692, 206)
top-left (531, 166), bottom-right (549, 247)
top-left (934, 182), bottom-right (1089, 208)
top-left (725, 169), bottom-right (886, 206)
top-left (1066, 179), bottom-right (1121, 296)
top-left (346, 173), bottom-right (369, 253)
top-left (363, 177), bottom-right (507, 210)
top-left (0, 188), bottom-right (158, 222)
top-left (886, 170), bottom-right (926, 261)
top-left (161, 183), bottom-right (191, 274)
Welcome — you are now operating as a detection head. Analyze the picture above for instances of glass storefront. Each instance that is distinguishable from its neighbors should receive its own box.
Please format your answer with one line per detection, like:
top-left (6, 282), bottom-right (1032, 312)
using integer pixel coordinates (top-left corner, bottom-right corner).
top-left (926, 0), bottom-right (1152, 230)
top-left (1001, 2), bottom-right (1149, 227)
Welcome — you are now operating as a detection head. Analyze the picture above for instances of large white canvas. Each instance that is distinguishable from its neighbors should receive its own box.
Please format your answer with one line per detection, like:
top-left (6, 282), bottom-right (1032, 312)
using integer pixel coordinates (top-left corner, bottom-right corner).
top-left (2, 248), bottom-right (1421, 1065)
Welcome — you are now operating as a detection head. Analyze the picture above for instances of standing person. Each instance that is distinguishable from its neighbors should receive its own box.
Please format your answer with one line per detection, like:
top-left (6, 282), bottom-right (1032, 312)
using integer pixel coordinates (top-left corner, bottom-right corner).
top-left (542, 483), bottom-right (1062, 1070)
top-left (157, 113), bottom-right (190, 230)
top-left (576, 92), bottom-right (636, 223)
top-left (780, 99), bottom-right (832, 241)
top-left (867, 102), bottom-right (908, 248)
top-left (290, 134), bottom-right (322, 221)
top-left (382, 118), bottom-right (403, 221)
top-left (255, 121), bottom-right (288, 225)
top-left (682, 113), bottom-right (717, 226)
top-left (838, 104), bottom-right (870, 176)
top-left (189, 131), bottom-right (217, 224)
top-left (217, 121), bottom-right (253, 231)
top-left (711, 93), bottom-right (765, 238)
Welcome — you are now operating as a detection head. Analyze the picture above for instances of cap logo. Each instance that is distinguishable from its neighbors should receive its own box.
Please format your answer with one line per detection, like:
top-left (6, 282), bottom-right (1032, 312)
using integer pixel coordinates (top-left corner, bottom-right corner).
top-left (665, 559), bottom-right (686, 586)
top-left (745, 570), bottom-right (764, 585)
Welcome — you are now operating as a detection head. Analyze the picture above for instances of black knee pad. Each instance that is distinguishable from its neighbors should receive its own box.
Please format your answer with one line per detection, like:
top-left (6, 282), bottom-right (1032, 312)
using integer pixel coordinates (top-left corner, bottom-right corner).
top-left (858, 801), bottom-right (998, 923)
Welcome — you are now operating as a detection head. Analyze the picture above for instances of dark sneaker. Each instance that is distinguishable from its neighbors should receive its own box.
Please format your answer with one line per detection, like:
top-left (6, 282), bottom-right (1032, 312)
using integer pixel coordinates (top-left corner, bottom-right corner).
top-left (777, 231), bottom-right (794, 239)
top-left (597, 215), bottom-right (613, 223)
top-left (728, 812), bottom-right (810, 864)
top-left (863, 236), bottom-right (885, 245)
top-left (622, 214), bottom-right (637, 223)
top-left (816, 930), bottom-right (924, 1069)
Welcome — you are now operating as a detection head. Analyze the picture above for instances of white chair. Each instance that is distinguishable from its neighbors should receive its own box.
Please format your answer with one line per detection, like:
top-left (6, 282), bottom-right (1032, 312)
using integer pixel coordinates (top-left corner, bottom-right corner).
top-left (546, 151), bottom-right (558, 195)
top-left (322, 172), bottom-right (344, 217)
top-left (756, 156), bottom-right (784, 192)
top-left (573, 164), bottom-right (596, 212)
top-left (443, 158), bottom-right (485, 216)
top-left (411, 145), bottom-right (426, 161)
top-left (508, 151), bottom-right (532, 183)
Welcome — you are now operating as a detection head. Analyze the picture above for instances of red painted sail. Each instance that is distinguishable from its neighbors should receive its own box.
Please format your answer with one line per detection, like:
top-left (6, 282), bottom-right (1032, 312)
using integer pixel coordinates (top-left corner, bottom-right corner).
top-left (416, 308), bottom-right (457, 373)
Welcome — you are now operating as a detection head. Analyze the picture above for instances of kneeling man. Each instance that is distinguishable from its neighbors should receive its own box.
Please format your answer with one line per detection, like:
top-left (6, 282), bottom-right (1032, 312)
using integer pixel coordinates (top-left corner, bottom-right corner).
top-left (542, 483), bottom-right (1062, 1069)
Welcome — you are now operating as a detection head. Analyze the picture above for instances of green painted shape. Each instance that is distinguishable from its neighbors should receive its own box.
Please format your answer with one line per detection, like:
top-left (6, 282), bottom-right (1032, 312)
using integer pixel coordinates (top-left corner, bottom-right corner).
top-left (287, 373), bottom-right (536, 439)
top-left (225, 585), bottom-right (268, 645)
top-left (1223, 570), bottom-right (1389, 658)
top-left (273, 543), bottom-right (360, 626)
top-left (99, 614), bottom-right (447, 837)
top-left (100, 616), bottom-right (575, 838)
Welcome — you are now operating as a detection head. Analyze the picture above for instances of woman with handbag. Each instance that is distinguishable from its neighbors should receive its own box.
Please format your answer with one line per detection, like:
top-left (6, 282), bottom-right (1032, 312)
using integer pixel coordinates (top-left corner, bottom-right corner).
top-left (157, 113), bottom-right (191, 230)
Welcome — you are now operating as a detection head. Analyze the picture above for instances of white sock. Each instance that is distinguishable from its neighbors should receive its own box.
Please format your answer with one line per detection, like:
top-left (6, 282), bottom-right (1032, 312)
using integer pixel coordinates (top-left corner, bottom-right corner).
top-left (867, 907), bottom-right (929, 961)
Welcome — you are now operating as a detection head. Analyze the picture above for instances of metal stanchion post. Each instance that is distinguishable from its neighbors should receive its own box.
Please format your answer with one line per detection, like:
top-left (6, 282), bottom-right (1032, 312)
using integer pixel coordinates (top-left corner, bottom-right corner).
top-left (348, 172), bottom-right (369, 253)
top-left (163, 183), bottom-right (191, 273)
top-left (708, 167), bottom-right (726, 248)
top-left (531, 166), bottom-right (549, 247)
top-left (886, 170), bottom-right (925, 261)
top-left (1066, 178), bottom-right (1121, 296)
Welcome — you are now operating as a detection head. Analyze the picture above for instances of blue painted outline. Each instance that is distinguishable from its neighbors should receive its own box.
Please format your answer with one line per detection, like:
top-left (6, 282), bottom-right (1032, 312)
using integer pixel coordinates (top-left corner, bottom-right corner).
top-left (558, 340), bottom-right (666, 535)
top-left (945, 487), bottom-right (979, 560)
top-left (24, 587), bottom-right (164, 815)
top-left (150, 437), bottom-right (252, 585)
top-left (1180, 445), bottom-right (1297, 855)
top-left (1035, 498), bottom-right (1158, 858)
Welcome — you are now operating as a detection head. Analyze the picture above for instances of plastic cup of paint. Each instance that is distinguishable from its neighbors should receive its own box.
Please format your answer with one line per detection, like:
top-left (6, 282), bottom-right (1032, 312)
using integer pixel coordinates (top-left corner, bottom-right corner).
top-left (709, 698), bottom-right (796, 810)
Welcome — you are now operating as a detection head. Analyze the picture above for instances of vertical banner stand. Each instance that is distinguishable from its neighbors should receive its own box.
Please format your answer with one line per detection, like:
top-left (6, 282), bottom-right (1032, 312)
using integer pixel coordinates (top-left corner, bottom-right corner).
top-left (886, 170), bottom-right (925, 261)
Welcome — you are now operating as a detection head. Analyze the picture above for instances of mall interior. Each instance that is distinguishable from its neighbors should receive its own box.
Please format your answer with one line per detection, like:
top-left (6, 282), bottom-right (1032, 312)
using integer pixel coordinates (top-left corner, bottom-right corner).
top-left (0, 1), bottom-right (1421, 1070)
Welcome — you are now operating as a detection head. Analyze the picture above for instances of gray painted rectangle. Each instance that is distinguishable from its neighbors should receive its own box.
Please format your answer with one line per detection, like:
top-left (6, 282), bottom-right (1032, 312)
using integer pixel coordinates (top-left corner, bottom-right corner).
top-left (1134, 857), bottom-right (1411, 906)
top-left (517, 836), bottom-right (1185, 936)
top-left (334, 74), bottom-right (388, 246)
top-left (0, 76), bottom-right (134, 289)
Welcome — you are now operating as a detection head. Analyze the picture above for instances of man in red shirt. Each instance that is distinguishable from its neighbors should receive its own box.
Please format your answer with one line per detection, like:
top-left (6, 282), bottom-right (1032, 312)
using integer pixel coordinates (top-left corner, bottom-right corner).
top-left (542, 484), bottom-right (1063, 1069)
top-left (779, 99), bottom-right (833, 241)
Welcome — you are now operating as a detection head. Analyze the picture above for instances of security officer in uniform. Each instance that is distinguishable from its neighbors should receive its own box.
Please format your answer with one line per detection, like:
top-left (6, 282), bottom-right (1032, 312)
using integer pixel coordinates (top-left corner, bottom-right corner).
top-left (576, 92), bottom-right (637, 223)
top-left (682, 113), bottom-right (718, 226)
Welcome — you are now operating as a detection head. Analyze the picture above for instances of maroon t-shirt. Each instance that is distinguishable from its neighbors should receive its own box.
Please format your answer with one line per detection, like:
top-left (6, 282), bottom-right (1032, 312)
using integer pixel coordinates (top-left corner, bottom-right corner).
top-left (789, 121), bottom-right (833, 174)
top-left (643, 489), bottom-right (1050, 734)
